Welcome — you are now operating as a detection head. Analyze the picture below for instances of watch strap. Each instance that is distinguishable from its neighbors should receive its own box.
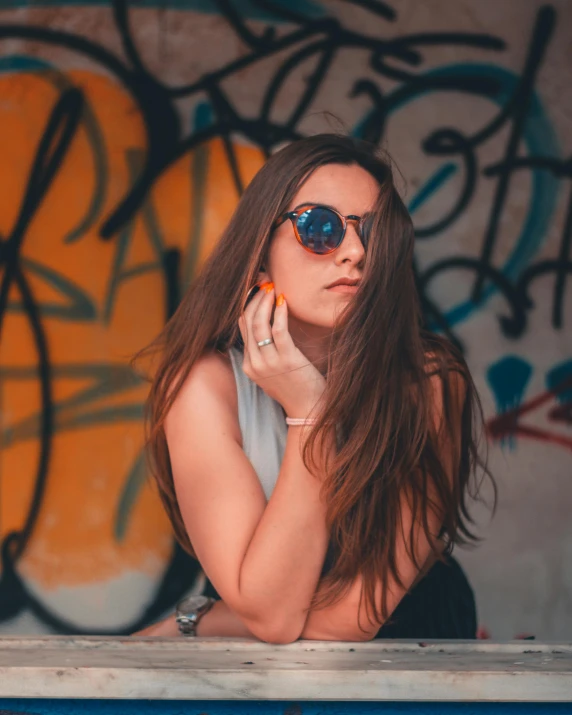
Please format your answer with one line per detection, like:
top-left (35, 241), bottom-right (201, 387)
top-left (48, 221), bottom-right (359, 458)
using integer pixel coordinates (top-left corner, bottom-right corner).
top-left (175, 596), bottom-right (216, 637)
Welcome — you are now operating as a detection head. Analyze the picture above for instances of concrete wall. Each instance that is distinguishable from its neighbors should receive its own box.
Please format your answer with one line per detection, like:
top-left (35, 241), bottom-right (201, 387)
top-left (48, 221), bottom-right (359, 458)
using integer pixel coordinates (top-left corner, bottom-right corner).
top-left (0, 0), bottom-right (570, 639)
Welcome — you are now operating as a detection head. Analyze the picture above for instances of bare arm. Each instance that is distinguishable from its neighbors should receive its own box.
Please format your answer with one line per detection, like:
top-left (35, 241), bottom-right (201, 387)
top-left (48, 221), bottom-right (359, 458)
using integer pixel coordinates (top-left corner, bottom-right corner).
top-left (166, 355), bottom-right (331, 645)
top-left (165, 286), bottom-right (341, 644)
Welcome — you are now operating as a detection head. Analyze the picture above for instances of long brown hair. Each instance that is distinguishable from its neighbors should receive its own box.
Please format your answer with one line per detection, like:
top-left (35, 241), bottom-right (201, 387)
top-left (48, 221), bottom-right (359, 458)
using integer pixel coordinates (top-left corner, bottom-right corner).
top-left (138, 134), bottom-right (496, 632)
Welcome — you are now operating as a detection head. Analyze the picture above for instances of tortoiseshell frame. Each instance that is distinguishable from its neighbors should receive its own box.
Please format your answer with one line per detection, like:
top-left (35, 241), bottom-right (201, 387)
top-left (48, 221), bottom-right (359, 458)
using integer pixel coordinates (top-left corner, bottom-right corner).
top-left (274, 203), bottom-right (368, 254)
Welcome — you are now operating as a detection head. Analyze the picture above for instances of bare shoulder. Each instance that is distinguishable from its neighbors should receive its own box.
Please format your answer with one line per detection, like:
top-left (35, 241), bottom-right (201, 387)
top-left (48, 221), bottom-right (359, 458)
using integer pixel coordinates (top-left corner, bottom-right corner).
top-left (165, 349), bottom-right (242, 447)
top-left (184, 349), bottom-right (237, 401)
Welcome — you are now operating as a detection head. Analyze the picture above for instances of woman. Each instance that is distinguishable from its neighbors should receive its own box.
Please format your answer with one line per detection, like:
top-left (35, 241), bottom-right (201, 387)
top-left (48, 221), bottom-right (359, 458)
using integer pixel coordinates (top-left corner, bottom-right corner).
top-left (134, 134), bottom-right (495, 642)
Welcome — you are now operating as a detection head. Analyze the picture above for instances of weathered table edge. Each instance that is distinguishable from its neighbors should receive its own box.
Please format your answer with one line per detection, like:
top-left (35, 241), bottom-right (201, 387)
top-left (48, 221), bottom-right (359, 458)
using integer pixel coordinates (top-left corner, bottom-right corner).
top-left (0, 637), bottom-right (570, 702)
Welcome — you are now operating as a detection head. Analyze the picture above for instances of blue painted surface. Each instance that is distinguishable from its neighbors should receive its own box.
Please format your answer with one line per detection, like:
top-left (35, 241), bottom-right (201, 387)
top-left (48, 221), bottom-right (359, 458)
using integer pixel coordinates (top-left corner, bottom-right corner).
top-left (487, 355), bottom-right (533, 448)
top-left (546, 360), bottom-right (572, 403)
top-left (1, 700), bottom-right (572, 714)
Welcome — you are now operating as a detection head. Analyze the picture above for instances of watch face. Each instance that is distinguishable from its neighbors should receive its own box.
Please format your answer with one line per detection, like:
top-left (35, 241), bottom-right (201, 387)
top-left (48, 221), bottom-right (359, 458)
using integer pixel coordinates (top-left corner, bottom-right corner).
top-left (179, 595), bottom-right (210, 613)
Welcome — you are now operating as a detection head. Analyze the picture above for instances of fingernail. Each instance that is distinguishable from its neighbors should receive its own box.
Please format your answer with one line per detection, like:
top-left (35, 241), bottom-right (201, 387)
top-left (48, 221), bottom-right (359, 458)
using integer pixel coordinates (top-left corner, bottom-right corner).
top-left (276, 294), bottom-right (284, 306)
top-left (264, 282), bottom-right (274, 293)
top-left (259, 281), bottom-right (270, 291)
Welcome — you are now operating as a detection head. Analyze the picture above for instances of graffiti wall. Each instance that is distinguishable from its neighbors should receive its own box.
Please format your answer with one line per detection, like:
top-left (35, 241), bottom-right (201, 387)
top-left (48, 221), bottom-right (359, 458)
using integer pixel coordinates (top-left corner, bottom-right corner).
top-left (0, 0), bottom-right (570, 639)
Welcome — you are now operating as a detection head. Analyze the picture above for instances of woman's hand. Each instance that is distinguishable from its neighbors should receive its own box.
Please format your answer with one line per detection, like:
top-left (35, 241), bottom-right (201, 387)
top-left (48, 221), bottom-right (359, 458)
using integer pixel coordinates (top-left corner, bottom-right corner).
top-left (238, 283), bottom-right (326, 419)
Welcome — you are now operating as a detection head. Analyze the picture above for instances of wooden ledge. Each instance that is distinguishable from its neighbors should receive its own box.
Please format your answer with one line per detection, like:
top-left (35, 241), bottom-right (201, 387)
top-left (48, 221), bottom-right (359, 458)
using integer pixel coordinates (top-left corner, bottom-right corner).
top-left (0, 637), bottom-right (570, 701)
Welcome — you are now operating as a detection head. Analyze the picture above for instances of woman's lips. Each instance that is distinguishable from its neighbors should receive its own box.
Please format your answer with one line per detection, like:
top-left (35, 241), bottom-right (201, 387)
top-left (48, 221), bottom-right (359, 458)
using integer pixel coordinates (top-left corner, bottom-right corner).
top-left (327, 284), bottom-right (359, 293)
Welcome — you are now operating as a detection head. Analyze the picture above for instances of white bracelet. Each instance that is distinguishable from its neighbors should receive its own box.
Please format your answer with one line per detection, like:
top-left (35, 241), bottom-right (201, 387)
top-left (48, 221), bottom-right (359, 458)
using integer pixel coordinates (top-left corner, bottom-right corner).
top-left (285, 417), bottom-right (317, 426)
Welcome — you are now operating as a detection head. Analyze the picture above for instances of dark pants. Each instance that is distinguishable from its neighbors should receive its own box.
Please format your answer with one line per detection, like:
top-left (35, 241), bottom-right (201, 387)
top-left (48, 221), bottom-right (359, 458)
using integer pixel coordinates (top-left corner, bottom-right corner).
top-left (376, 556), bottom-right (477, 639)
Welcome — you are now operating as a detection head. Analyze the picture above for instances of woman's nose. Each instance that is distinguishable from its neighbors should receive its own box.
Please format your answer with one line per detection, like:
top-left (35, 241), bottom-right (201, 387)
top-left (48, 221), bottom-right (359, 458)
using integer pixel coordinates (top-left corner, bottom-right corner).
top-left (337, 220), bottom-right (365, 262)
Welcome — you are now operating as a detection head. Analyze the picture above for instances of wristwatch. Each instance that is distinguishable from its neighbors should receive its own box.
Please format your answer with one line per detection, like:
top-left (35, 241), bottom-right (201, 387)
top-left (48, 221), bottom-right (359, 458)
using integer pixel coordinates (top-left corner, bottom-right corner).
top-left (175, 595), bottom-right (216, 637)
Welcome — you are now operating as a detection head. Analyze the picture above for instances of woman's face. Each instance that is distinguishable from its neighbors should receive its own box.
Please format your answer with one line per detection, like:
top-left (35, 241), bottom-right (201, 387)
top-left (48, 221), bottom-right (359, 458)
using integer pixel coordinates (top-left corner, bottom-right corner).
top-left (262, 163), bottom-right (379, 333)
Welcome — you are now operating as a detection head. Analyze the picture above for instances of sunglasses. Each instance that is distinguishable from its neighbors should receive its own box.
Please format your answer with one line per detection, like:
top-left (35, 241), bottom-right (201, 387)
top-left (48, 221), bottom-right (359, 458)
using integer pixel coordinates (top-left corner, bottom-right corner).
top-left (274, 204), bottom-right (371, 255)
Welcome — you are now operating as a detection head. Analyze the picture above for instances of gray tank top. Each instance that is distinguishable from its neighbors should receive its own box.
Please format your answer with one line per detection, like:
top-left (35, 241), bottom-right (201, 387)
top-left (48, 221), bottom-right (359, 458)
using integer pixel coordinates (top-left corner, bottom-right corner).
top-left (228, 346), bottom-right (288, 499)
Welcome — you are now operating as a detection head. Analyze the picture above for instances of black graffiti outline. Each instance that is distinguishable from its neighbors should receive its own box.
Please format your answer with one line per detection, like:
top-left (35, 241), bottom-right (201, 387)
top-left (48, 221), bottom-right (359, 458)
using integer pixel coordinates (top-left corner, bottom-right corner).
top-left (0, 85), bottom-right (192, 635)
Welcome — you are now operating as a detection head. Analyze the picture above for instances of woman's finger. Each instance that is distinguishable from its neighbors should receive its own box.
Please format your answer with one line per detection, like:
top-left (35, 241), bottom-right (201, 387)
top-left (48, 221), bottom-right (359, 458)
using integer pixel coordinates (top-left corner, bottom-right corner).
top-left (241, 285), bottom-right (267, 352)
top-left (252, 286), bottom-right (279, 350)
top-left (243, 284), bottom-right (278, 368)
top-left (270, 294), bottom-right (295, 354)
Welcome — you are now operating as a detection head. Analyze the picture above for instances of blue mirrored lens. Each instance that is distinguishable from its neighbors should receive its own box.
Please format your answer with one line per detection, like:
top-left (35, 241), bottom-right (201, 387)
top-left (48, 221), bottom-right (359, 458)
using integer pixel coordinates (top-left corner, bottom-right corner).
top-left (360, 215), bottom-right (372, 250)
top-left (296, 207), bottom-right (344, 254)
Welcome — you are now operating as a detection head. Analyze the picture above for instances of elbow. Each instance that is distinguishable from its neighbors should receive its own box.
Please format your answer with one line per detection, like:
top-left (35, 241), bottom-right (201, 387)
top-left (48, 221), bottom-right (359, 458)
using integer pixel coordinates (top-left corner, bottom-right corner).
top-left (242, 613), bottom-right (305, 645)
top-left (259, 629), bottom-right (300, 645)
top-left (231, 594), bottom-right (305, 644)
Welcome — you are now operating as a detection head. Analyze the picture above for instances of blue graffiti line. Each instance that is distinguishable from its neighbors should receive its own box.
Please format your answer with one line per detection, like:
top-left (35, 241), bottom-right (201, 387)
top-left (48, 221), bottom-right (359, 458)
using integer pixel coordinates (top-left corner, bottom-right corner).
top-left (407, 162), bottom-right (458, 215)
top-left (486, 355), bottom-right (534, 449)
top-left (546, 360), bottom-right (572, 404)
top-left (0, 0), bottom-right (326, 20)
top-left (354, 62), bottom-right (561, 328)
top-left (0, 54), bottom-right (52, 72)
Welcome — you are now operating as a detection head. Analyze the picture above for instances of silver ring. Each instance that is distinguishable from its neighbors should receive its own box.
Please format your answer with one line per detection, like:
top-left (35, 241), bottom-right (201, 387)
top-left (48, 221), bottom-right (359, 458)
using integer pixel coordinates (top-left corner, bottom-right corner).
top-left (257, 338), bottom-right (274, 347)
